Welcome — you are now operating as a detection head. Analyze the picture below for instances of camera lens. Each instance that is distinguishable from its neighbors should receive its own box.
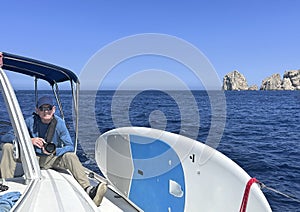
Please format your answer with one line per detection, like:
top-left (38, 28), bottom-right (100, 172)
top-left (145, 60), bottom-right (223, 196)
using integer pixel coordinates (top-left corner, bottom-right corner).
top-left (45, 143), bottom-right (56, 153)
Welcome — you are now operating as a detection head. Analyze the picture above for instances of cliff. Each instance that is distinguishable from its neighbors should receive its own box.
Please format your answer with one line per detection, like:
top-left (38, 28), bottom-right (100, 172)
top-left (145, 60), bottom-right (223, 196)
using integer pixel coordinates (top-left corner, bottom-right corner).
top-left (260, 70), bottom-right (300, 90)
top-left (222, 70), bottom-right (249, 90)
top-left (222, 70), bottom-right (258, 91)
top-left (223, 70), bottom-right (300, 90)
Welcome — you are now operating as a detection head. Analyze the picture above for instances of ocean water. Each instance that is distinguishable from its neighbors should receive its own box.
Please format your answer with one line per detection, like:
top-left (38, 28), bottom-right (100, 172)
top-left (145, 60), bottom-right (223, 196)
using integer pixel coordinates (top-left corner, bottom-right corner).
top-left (92, 90), bottom-right (300, 212)
top-left (2, 90), bottom-right (300, 211)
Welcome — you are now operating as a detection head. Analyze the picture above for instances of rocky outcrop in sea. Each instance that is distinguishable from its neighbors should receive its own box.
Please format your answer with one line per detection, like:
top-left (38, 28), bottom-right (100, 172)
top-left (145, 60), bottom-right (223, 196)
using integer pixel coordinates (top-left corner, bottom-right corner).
top-left (223, 70), bottom-right (300, 90)
top-left (260, 74), bottom-right (282, 90)
top-left (222, 70), bottom-right (249, 90)
top-left (222, 70), bottom-right (258, 90)
top-left (260, 70), bottom-right (300, 90)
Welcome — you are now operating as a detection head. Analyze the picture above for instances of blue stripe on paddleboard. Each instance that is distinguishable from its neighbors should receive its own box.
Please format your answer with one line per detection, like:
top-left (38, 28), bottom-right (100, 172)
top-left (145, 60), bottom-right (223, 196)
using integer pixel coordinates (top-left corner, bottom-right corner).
top-left (129, 135), bottom-right (185, 212)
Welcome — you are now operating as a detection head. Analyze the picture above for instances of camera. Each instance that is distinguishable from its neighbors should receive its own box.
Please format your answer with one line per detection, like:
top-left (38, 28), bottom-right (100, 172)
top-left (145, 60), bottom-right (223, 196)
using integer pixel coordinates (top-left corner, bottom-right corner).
top-left (44, 142), bottom-right (56, 153)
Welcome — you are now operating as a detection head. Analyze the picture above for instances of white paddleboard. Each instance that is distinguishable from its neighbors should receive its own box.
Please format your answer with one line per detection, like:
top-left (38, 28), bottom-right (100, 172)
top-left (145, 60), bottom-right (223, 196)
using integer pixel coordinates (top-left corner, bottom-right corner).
top-left (95, 127), bottom-right (271, 212)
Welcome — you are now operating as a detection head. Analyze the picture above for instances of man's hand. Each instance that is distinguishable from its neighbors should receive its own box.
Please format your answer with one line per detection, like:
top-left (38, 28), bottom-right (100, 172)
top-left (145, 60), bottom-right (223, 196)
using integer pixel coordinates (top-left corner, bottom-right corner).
top-left (31, 138), bottom-right (53, 155)
top-left (31, 137), bottom-right (45, 148)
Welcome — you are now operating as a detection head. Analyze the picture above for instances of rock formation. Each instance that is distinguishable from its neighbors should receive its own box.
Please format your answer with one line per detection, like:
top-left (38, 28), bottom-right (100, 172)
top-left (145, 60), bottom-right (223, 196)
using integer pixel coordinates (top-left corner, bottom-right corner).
top-left (222, 70), bottom-right (249, 90)
top-left (223, 69), bottom-right (300, 91)
top-left (248, 85), bottom-right (258, 90)
top-left (283, 70), bottom-right (300, 89)
top-left (281, 77), bottom-right (294, 90)
top-left (260, 70), bottom-right (300, 90)
top-left (260, 74), bottom-right (282, 90)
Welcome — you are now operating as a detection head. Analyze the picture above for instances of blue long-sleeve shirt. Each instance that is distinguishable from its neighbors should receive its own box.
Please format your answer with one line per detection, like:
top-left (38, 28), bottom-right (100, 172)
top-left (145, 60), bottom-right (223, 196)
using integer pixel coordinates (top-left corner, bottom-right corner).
top-left (1, 114), bottom-right (74, 157)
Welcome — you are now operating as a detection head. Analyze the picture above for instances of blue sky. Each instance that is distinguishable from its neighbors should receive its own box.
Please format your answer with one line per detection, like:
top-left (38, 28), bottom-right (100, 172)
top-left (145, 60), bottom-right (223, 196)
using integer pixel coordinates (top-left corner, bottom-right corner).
top-left (2, 0), bottom-right (300, 90)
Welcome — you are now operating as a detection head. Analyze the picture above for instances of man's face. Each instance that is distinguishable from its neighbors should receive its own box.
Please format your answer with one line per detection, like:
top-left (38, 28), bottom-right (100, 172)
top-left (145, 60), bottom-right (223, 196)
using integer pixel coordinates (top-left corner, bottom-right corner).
top-left (36, 104), bottom-right (55, 123)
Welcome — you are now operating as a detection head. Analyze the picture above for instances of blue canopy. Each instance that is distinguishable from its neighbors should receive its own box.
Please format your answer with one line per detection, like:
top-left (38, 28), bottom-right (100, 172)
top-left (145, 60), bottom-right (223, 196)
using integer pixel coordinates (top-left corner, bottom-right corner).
top-left (1, 51), bottom-right (80, 152)
top-left (1, 52), bottom-right (79, 85)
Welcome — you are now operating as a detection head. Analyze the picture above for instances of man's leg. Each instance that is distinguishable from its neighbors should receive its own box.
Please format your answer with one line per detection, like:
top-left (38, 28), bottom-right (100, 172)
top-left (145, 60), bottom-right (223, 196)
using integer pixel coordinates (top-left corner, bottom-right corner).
top-left (55, 152), bottom-right (107, 206)
top-left (57, 152), bottom-right (90, 188)
top-left (0, 143), bottom-right (17, 178)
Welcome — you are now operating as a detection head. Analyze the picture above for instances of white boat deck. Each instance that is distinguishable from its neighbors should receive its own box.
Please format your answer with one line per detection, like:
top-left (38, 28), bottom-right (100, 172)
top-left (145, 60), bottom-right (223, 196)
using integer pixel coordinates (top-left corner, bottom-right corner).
top-left (1, 177), bottom-right (27, 195)
top-left (0, 164), bottom-right (141, 211)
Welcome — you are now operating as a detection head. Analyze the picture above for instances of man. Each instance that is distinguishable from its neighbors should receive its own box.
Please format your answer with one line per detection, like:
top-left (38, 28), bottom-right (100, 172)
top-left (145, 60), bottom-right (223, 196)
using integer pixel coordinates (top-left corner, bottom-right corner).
top-left (0, 96), bottom-right (107, 206)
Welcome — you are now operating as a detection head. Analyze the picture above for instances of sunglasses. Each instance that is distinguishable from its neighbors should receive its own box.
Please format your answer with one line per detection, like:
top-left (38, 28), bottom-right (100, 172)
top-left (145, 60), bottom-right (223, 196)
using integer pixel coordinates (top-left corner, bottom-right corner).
top-left (39, 105), bottom-right (53, 112)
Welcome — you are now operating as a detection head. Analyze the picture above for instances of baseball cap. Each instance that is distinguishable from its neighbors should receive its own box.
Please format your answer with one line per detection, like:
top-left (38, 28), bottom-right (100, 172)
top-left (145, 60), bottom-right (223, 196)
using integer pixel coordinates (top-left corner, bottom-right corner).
top-left (37, 96), bottom-right (54, 108)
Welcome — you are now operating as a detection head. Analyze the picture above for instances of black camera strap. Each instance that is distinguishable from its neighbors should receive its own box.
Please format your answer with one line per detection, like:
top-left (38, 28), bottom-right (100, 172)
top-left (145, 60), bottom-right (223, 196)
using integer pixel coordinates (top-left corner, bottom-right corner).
top-left (44, 117), bottom-right (57, 143)
top-left (31, 113), bottom-right (57, 143)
